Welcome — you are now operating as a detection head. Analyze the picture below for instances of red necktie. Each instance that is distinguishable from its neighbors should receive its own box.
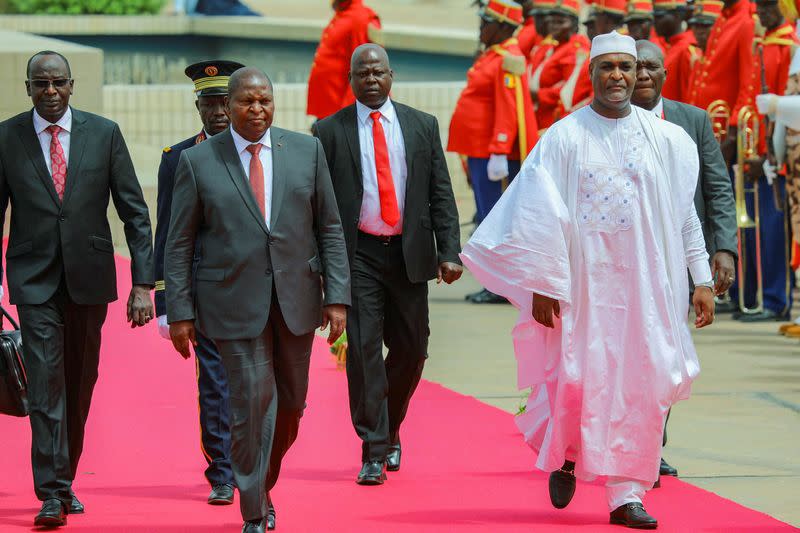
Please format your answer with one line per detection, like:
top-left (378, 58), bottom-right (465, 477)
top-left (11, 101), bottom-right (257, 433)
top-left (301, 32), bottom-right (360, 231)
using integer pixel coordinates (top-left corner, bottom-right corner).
top-left (370, 111), bottom-right (400, 227)
top-left (47, 125), bottom-right (67, 200)
top-left (246, 144), bottom-right (266, 219)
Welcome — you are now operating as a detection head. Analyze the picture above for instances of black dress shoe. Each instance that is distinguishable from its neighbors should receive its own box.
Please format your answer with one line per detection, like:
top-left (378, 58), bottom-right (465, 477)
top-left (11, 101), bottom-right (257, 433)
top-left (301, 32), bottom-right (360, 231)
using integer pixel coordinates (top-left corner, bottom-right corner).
top-left (465, 289), bottom-right (484, 301)
top-left (208, 483), bottom-right (235, 505)
top-left (386, 442), bottom-right (402, 472)
top-left (609, 502), bottom-right (658, 529)
top-left (548, 460), bottom-right (576, 509)
top-left (69, 490), bottom-right (84, 514)
top-left (35, 499), bottom-right (67, 527)
top-left (267, 493), bottom-right (276, 530)
top-left (357, 460), bottom-right (387, 485)
top-left (468, 289), bottom-right (509, 304)
top-left (242, 518), bottom-right (266, 533)
top-left (659, 458), bottom-right (678, 477)
top-left (736, 309), bottom-right (787, 322)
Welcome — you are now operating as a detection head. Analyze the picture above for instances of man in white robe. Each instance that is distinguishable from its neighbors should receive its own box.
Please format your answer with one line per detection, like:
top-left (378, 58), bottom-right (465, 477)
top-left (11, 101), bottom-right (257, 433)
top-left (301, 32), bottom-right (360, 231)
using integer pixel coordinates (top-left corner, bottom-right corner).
top-left (460, 31), bottom-right (716, 529)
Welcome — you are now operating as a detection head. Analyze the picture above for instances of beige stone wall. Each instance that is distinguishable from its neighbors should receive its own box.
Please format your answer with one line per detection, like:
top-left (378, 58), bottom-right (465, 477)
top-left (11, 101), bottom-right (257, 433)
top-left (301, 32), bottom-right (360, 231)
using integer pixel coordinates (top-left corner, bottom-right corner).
top-left (0, 30), bottom-right (103, 121)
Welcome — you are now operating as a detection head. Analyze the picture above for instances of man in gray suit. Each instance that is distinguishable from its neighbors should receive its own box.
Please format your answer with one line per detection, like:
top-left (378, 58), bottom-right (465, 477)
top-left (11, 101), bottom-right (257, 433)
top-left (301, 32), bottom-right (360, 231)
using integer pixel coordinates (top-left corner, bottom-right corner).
top-left (632, 39), bottom-right (737, 478)
top-left (0, 50), bottom-right (154, 527)
top-left (165, 67), bottom-right (350, 533)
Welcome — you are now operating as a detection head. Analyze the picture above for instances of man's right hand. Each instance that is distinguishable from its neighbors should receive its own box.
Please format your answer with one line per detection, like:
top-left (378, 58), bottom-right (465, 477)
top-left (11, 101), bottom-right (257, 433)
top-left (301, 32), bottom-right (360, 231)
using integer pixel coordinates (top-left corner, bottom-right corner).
top-left (532, 292), bottom-right (560, 328)
top-left (157, 315), bottom-right (170, 340)
top-left (169, 320), bottom-right (196, 359)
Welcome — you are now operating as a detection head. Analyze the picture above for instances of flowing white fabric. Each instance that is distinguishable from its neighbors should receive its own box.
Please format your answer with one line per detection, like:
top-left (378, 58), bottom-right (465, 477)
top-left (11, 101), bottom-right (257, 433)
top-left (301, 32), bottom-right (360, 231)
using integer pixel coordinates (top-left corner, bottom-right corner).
top-left (460, 105), bottom-right (711, 484)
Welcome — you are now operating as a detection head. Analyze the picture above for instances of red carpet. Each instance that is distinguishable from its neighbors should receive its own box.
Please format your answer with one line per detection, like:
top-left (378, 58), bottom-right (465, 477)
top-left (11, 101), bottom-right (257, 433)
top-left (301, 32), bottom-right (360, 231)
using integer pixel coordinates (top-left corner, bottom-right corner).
top-left (0, 257), bottom-right (795, 532)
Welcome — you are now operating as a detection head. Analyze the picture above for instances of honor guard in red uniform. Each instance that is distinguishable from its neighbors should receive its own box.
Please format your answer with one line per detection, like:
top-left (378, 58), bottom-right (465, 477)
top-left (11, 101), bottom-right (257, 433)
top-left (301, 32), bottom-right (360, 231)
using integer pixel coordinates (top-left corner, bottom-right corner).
top-left (625, 0), bottom-right (656, 40)
top-left (687, 0), bottom-right (756, 130)
top-left (654, 0), bottom-right (701, 102)
top-left (450, 0), bottom-right (538, 304)
top-left (593, 0), bottom-right (629, 34)
top-left (688, 0), bottom-right (722, 52)
top-left (584, 6), bottom-right (600, 40)
top-left (307, 0), bottom-right (382, 121)
top-left (529, 0), bottom-right (592, 129)
top-left (517, 0), bottom-right (552, 56)
top-left (732, 0), bottom-right (800, 321)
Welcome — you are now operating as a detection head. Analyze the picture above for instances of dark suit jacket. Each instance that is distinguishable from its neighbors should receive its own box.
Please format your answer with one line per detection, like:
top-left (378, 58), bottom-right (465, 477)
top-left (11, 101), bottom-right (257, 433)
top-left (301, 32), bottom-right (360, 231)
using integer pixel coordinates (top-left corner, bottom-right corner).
top-left (314, 101), bottom-right (461, 283)
top-left (0, 107), bottom-right (154, 305)
top-left (663, 98), bottom-right (738, 257)
top-left (153, 132), bottom-right (204, 317)
top-left (165, 127), bottom-right (351, 340)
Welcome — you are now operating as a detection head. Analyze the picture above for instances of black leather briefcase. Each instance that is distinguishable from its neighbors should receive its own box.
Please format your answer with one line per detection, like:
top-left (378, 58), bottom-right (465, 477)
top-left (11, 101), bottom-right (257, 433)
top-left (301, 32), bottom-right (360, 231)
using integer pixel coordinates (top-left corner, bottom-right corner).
top-left (0, 305), bottom-right (28, 417)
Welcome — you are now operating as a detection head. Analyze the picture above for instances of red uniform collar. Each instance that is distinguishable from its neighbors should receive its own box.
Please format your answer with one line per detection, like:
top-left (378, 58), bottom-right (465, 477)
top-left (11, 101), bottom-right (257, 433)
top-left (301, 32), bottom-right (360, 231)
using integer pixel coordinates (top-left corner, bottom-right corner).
top-left (665, 30), bottom-right (695, 46)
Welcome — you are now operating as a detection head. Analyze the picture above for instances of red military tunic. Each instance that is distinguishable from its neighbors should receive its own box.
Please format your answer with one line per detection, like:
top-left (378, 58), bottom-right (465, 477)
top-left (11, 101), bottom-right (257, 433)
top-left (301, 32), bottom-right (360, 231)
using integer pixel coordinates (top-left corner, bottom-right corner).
top-left (448, 38), bottom-right (538, 159)
top-left (662, 30), bottom-right (701, 102)
top-left (687, 0), bottom-right (755, 123)
top-left (307, 0), bottom-right (381, 120)
top-left (650, 27), bottom-right (667, 53)
top-left (529, 33), bottom-right (592, 129)
top-left (750, 22), bottom-right (800, 152)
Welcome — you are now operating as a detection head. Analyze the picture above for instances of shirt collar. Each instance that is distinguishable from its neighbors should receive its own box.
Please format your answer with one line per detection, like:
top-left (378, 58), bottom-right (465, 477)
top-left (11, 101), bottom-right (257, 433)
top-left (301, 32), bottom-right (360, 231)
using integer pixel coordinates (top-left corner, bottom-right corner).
top-left (356, 97), bottom-right (396, 126)
top-left (33, 106), bottom-right (72, 135)
top-left (230, 126), bottom-right (272, 155)
top-left (651, 98), bottom-right (664, 118)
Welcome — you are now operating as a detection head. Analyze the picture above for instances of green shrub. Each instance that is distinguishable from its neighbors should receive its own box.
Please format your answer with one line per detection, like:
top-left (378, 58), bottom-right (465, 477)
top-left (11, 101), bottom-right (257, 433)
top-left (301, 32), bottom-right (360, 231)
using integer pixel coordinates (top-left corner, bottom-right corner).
top-left (9, 0), bottom-right (165, 14)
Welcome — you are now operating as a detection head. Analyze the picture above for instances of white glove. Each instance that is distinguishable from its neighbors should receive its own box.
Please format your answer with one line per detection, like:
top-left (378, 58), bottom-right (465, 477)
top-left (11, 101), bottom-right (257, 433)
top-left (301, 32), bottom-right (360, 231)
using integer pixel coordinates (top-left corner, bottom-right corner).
top-left (487, 154), bottom-right (509, 182)
top-left (157, 315), bottom-right (170, 340)
top-left (763, 159), bottom-right (778, 185)
top-left (756, 93), bottom-right (777, 118)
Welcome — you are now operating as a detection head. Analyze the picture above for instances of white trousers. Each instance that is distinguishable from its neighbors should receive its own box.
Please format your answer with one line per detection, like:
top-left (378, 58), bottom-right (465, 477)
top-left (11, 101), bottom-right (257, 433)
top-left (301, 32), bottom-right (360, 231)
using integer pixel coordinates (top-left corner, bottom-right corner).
top-left (605, 477), bottom-right (651, 512)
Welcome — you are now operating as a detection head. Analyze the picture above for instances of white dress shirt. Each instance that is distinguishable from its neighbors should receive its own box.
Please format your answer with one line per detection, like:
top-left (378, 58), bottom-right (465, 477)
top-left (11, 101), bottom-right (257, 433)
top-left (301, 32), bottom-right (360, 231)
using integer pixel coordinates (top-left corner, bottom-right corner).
top-left (651, 98), bottom-right (664, 118)
top-left (33, 106), bottom-right (72, 176)
top-left (356, 98), bottom-right (407, 236)
top-left (230, 126), bottom-right (273, 230)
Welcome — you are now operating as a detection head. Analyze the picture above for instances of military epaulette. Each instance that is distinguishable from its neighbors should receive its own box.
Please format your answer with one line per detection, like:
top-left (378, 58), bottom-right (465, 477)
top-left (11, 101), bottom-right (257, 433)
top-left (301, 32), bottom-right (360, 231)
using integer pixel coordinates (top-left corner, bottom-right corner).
top-left (502, 55), bottom-right (526, 76)
top-left (155, 280), bottom-right (165, 292)
top-left (367, 24), bottom-right (385, 46)
top-left (163, 146), bottom-right (172, 153)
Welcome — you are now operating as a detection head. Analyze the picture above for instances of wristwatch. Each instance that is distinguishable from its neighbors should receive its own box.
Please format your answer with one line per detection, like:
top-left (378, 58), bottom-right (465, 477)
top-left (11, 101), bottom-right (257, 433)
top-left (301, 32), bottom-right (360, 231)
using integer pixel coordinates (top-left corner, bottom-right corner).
top-left (695, 281), bottom-right (714, 290)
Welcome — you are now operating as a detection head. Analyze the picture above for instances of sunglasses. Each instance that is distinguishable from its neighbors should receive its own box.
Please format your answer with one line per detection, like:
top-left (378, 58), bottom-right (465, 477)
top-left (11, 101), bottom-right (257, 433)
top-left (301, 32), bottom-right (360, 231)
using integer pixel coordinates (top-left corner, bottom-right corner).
top-left (28, 79), bottom-right (71, 89)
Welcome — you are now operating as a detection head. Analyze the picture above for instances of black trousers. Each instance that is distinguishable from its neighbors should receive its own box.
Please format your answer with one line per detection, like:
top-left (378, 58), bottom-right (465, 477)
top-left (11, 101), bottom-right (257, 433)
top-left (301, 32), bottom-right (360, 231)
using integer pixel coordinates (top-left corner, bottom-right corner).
top-left (193, 332), bottom-right (234, 487)
top-left (346, 232), bottom-right (429, 463)
top-left (215, 295), bottom-right (313, 522)
top-left (17, 279), bottom-right (108, 507)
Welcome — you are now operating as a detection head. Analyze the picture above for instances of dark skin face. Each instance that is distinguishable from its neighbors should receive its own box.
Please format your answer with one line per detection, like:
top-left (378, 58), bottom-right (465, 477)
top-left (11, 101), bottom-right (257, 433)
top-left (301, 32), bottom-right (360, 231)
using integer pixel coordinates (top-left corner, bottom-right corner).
top-left (594, 12), bottom-right (623, 35)
top-left (585, 20), bottom-right (598, 41)
top-left (225, 74), bottom-right (274, 142)
top-left (196, 94), bottom-right (229, 136)
top-left (589, 53), bottom-right (636, 118)
top-left (653, 11), bottom-right (682, 38)
top-left (690, 22), bottom-right (713, 51)
top-left (632, 43), bottom-right (666, 110)
top-left (331, 0), bottom-right (348, 11)
top-left (626, 18), bottom-right (653, 41)
top-left (756, 2), bottom-right (783, 32)
top-left (546, 13), bottom-right (575, 43)
top-left (535, 13), bottom-right (549, 37)
top-left (479, 18), bottom-right (516, 48)
top-left (26, 54), bottom-right (73, 124)
top-left (349, 47), bottom-right (393, 109)
top-left (722, 0), bottom-right (739, 9)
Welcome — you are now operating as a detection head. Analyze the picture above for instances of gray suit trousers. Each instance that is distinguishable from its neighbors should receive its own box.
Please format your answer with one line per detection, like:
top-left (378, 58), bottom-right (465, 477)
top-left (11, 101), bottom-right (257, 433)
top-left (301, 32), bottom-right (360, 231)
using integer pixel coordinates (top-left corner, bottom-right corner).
top-left (215, 294), bottom-right (313, 521)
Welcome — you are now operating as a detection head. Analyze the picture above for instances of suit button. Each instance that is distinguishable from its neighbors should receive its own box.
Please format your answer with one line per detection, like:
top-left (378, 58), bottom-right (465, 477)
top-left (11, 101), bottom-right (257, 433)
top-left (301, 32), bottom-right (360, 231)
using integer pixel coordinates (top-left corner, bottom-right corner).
top-left (265, 269), bottom-right (272, 275)
top-left (269, 236), bottom-right (276, 244)
top-left (59, 215), bottom-right (65, 221)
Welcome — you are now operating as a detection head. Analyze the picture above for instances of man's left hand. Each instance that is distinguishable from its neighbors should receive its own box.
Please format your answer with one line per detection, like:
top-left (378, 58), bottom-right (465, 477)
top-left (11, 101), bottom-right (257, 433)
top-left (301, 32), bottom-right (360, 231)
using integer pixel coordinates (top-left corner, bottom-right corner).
top-left (693, 286), bottom-right (715, 328)
top-left (322, 304), bottom-right (347, 345)
top-left (127, 284), bottom-right (154, 328)
top-left (744, 157), bottom-right (764, 183)
top-left (711, 251), bottom-right (736, 295)
top-left (437, 262), bottom-right (463, 284)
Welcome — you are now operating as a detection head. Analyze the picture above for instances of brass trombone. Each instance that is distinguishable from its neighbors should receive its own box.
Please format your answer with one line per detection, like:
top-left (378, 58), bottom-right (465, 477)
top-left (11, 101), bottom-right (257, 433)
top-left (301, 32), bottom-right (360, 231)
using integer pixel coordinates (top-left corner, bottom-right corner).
top-left (735, 105), bottom-right (764, 315)
top-left (707, 99), bottom-right (731, 143)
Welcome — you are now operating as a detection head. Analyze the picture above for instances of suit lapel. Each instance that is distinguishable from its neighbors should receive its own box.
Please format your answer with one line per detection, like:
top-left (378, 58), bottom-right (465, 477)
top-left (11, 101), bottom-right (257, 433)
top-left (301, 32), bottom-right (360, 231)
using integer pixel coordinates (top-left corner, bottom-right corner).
top-left (269, 128), bottom-right (286, 229)
top-left (16, 111), bottom-right (60, 207)
top-left (342, 105), bottom-right (364, 182)
top-left (62, 108), bottom-right (87, 206)
top-left (219, 130), bottom-right (269, 235)
top-left (393, 102), bottom-right (414, 199)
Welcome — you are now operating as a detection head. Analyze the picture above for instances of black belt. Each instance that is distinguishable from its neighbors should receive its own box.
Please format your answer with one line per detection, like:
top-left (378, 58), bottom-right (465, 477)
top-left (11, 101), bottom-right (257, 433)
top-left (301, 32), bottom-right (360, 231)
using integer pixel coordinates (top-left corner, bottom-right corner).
top-left (358, 231), bottom-right (402, 245)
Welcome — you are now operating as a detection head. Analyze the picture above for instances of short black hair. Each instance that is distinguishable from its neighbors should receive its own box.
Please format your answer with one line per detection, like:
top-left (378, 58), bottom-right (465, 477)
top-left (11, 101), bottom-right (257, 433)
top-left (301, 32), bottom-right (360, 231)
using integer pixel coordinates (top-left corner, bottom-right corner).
top-left (27, 50), bottom-right (72, 79)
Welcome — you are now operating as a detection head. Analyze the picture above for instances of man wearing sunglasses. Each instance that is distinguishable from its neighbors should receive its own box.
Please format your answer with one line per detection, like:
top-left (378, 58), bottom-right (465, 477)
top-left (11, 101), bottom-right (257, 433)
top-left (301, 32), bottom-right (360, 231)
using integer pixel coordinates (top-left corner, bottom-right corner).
top-left (0, 50), bottom-right (154, 527)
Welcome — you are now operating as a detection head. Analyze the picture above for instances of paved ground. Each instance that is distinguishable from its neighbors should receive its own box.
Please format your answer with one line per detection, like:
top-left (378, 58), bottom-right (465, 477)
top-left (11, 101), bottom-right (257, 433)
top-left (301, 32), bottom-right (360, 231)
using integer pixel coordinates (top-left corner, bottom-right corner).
top-left (423, 224), bottom-right (800, 527)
